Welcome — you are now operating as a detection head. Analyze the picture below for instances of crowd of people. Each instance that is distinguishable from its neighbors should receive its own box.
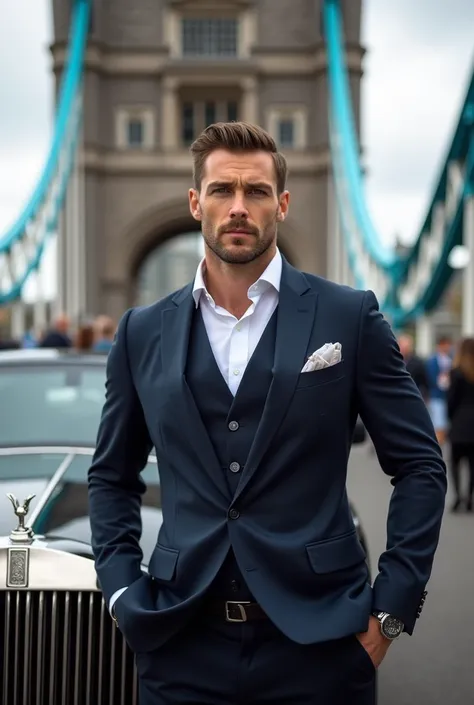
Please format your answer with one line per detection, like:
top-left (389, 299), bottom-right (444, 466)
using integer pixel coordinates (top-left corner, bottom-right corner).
top-left (398, 332), bottom-right (474, 512)
top-left (0, 312), bottom-right (116, 353)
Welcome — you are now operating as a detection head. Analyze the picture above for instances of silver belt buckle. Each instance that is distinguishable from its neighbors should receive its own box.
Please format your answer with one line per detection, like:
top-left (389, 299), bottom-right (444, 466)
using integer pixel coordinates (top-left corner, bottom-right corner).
top-left (225, 601), bottom-right (251, 622)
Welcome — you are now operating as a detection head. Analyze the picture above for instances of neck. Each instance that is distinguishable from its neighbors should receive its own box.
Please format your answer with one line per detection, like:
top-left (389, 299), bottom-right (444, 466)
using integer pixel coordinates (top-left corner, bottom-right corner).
top-left (203, 245), bottom-right (276, 319)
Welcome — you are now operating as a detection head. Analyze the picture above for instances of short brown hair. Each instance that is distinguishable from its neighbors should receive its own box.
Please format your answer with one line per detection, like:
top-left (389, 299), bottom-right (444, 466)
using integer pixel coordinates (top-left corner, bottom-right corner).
top-left (454, 337), bottom-right (474, 383)
top-left (190, 121), bottom-right (288, 194)
top-left (74, 323), bottom-right (94, 351)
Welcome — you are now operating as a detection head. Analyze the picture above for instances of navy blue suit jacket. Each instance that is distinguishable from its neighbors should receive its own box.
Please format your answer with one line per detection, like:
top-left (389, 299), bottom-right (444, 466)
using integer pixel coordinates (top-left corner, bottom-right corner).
top-left (88, 259), bottom-right (446, 654)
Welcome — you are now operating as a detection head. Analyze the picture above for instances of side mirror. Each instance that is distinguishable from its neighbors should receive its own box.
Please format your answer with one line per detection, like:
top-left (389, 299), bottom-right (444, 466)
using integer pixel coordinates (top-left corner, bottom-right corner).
top-left (352, 419), bottom-right (366, 445)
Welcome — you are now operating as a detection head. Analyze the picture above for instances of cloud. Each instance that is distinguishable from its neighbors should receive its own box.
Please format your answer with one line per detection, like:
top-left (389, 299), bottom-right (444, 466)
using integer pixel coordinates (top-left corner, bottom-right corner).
top-left (0, 0), bottom-right (52, 146)
top-left (0, 0), bottom-right (52, 231)
top-left (0, 1), bottom-right (53, 302)
top-left (362, 0), bottom-right (474, 243)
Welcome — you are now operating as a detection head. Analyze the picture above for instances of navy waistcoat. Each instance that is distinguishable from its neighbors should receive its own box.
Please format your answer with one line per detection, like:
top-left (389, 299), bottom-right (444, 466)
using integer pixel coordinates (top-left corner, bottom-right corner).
top-left (185, 305), bottom-right (278, 599)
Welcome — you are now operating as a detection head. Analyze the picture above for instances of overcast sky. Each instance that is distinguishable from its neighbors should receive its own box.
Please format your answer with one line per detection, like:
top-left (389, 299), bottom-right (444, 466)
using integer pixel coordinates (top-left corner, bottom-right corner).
top-left (0, 0), bottom-right (473, 300)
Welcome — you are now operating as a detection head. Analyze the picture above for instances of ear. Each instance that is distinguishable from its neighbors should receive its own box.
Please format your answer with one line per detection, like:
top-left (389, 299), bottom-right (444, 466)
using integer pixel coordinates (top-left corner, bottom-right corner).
top-left (189, 188), bottom-right (202, 221)
top-left (276, 190), bottom-right (290, 222)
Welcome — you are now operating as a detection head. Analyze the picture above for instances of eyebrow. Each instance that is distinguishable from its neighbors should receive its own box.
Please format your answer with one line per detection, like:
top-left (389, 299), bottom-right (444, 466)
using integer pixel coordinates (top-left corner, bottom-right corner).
top-left (206, 180), bottom-right (273, 193)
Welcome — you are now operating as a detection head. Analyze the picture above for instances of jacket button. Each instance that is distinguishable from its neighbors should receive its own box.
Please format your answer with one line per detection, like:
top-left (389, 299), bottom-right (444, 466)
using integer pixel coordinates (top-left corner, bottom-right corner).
top-left (229, 508), bottom-right (240, 520)
top-left (229, 462), bottom-right (240, 473)
top-left (228, 420), bottom-right (239, 431)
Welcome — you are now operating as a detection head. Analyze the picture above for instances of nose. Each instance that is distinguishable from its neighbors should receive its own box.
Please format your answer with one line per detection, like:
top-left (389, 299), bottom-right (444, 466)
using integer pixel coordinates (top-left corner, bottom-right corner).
top-left (229, 193), bottom-right (249, 220)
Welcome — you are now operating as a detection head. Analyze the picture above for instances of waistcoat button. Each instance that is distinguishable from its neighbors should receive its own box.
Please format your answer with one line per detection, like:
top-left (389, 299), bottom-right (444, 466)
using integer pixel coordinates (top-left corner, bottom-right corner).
top-left (228, 420), bottom-right (239, 431)
top-left (229, 462), bottom-right (240, 473)
top-left (229, 508), bottom-right (240, 520)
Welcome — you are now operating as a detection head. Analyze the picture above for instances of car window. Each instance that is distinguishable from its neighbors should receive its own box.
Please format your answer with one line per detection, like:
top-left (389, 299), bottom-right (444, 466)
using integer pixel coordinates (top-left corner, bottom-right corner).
top-left (0, 453), bottom-right (69, 480)
top-left (0, 365), bottom-right (106, 446)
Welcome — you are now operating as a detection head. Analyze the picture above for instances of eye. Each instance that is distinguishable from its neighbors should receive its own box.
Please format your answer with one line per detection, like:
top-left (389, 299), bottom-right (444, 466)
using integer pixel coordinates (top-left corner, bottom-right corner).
top-left (248, 188), bottom-right (267, 196)
top-left (213, 187), bottom-right (231, 194)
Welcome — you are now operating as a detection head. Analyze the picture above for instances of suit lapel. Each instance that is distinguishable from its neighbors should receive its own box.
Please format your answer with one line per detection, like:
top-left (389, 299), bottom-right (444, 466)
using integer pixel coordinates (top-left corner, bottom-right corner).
top-left (161, 285), bottom-right (230, 501)
top-left (234, 261), bottom-right (318, 502)
top-left (161, 284), bottom-right (194, 382)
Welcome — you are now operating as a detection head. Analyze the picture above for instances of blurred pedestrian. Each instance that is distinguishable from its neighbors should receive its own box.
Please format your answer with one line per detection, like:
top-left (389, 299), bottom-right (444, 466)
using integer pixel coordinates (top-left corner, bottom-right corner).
top-left (74, 321), bottom-right (95, 351)
top-left (0, 337), bottom-right (20, 350)
top-left (447, 337), bottom-right (474, 512)
top-left (398, 333), bottom-right (429, 401)
top-left (22, 329), bottom-right (37, 348)
top-left (426, 336), bottom-right (453, 446)
top-left (92, 315), bottom-right (115, 353)
top-left (39, 313), bottom-right (72, 348)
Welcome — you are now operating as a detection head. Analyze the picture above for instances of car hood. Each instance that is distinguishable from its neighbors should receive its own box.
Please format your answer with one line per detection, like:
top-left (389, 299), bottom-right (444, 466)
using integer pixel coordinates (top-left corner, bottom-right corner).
top-left (0, 478), bottom-right (49, 536)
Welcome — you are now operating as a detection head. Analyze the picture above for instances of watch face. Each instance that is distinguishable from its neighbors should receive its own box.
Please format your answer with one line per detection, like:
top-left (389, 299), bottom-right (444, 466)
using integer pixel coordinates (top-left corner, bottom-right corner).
top-left (381, 615), bottom-right (404, 639)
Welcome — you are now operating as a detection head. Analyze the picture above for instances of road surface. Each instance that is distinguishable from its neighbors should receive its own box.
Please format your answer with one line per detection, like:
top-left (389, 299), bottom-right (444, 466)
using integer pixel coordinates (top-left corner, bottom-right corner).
top-left (348, 442), bottom-right (474, 705)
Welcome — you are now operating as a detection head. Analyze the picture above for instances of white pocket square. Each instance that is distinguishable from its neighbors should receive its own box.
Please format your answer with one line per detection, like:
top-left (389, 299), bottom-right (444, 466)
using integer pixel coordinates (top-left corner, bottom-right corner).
top-left (301, 342), bottom-right (342, 373)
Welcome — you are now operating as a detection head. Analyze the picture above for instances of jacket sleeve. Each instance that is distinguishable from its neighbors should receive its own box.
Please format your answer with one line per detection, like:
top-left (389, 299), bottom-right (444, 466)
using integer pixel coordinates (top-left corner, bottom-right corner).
top-left (87, 309), bottom-right (153, 604)
top-left (356, 291), bottom-right (447, 634)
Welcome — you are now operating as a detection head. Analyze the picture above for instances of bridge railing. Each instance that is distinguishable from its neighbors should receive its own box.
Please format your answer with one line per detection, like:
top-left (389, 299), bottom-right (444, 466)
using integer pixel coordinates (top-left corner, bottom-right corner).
top-left (392, 73), bottom-right (474, 326)
top-left (323, 0), bottom-right (474, 328)
top-left (0, 0), bottom-right (90, 307)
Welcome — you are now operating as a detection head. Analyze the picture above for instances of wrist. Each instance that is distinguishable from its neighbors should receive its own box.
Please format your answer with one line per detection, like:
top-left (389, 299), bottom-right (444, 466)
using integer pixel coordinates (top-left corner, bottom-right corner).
top-left (371, 611), bottom-right (404, 640)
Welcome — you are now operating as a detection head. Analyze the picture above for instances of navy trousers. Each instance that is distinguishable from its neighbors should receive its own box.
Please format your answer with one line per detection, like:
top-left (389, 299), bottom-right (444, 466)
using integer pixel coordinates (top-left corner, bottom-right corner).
top-left (135, 614), bottom-right (377, 704)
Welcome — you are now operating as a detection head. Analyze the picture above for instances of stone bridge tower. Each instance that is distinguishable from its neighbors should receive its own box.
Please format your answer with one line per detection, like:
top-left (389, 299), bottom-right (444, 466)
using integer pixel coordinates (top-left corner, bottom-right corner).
top-left (51, 0), bottom-right (363, 321)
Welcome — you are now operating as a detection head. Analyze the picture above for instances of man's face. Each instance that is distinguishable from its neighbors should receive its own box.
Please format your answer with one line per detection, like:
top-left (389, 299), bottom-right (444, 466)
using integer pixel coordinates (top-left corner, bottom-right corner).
top-left (438, 340), bottom-right (452, 355)
top-left (189, 149), bottom-right (290, 265)
top-left (398, 335), bottom-right (413, 358)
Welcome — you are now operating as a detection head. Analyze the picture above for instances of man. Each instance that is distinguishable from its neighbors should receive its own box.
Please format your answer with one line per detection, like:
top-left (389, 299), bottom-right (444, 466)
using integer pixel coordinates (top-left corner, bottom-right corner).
top-left (398, 333), bottom-right (429, 400)
top-left (92, 314), bottom-right (116, 353)
top-left (88, 122), bottom-right (446, 705)
top-left (39, 313), bottom-right (72, 348)
top-left (426, 335), bottom-right (453, 446)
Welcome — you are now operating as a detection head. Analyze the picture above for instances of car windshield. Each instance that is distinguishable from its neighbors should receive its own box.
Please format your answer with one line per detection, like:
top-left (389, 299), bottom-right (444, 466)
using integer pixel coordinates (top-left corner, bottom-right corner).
top-left (0, 452), bottom-right (75, 536)
top-left (35, 455), bottom-right (161, 565)
top-left (0, 364), bottom-right (106, 447)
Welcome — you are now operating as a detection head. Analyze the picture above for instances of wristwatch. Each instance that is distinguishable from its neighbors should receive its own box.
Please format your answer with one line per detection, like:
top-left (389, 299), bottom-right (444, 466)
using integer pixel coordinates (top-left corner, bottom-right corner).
top-left (371, 611), bottom-right (404, 640)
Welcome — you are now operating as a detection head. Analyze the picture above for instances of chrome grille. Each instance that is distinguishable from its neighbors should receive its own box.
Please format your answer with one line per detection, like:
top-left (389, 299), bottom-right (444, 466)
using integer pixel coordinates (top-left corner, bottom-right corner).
top-left (1, 590), bottom-right (138, 705)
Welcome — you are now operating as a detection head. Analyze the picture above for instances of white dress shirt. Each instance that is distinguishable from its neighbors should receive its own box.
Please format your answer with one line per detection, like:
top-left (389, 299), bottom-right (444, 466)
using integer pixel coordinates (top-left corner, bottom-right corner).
top-left (192, 248), bottom-right (282, 395)
top-left (109, 249), bottom-right (283, 613)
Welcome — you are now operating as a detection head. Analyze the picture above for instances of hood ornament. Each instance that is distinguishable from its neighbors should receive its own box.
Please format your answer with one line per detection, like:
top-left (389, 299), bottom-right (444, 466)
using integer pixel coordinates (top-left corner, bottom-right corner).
top-left (7, 493), bottom-right (36, 544)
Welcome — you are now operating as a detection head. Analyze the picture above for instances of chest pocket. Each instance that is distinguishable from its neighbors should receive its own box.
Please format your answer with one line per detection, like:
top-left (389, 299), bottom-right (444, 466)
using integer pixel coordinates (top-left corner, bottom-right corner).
top-left (295, 360), bottom-right (345, 390)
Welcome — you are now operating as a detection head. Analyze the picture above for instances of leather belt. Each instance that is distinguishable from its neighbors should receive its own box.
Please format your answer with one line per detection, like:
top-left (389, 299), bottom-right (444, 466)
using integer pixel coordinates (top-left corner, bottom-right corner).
top-left (203, 600), bottom-right (268, 623)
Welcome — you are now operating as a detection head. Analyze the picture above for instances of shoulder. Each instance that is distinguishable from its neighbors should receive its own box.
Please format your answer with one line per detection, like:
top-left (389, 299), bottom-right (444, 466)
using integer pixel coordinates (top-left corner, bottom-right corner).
top-left (302, 271), bottom-right (368, 310)
top-left (124, 283), bottom-right (192, 331)
top-left (301, 273), bottom-right (383, 340)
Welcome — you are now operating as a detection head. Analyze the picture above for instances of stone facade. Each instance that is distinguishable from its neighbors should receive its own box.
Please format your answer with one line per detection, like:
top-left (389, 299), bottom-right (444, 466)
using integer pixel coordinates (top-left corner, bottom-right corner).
top-left (51, 0), bottom-right (363, 321)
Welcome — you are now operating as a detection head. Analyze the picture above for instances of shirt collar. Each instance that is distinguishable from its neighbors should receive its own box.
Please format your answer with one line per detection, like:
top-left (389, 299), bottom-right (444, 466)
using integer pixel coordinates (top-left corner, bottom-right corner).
top-left (192, 248), bottom-right (282, 308)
